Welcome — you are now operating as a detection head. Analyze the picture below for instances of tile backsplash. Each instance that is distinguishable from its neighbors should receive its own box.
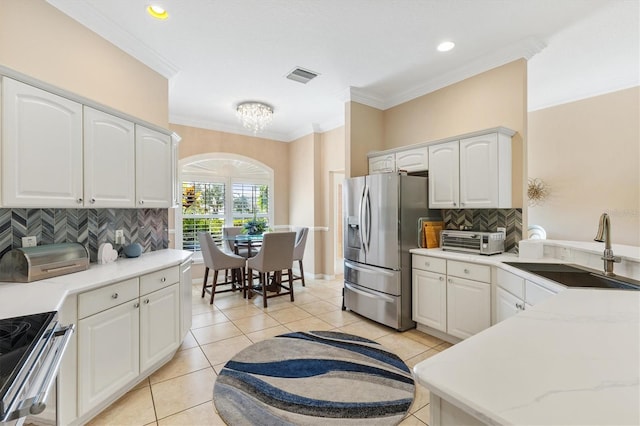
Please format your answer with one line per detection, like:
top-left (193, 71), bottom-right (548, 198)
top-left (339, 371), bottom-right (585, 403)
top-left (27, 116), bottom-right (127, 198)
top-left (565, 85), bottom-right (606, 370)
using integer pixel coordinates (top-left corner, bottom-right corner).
top-left (0, 208), bottom-right (168, 262)
top-left (442, 208), bottom-right (523, 253)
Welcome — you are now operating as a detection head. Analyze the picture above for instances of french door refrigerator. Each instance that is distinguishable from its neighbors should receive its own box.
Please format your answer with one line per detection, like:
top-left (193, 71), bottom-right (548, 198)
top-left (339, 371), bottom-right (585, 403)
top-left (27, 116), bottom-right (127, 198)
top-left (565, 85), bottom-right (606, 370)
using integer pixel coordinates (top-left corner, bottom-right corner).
top-left (343, 172), bottom-right (433, 331)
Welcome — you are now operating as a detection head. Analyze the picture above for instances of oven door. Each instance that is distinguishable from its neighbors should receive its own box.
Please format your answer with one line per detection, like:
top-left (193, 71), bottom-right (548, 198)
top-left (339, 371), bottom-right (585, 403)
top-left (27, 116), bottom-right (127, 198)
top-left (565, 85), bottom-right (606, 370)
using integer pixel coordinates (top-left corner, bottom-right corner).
top-left (1, 323), bottom-right (74, 425)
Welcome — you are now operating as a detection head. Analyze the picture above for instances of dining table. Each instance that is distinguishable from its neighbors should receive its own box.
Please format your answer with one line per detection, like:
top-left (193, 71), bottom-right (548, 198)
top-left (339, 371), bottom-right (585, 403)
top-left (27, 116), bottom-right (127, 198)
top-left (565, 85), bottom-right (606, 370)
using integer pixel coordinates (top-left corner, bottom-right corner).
top-left (222, 233), bottom-right (263, 258)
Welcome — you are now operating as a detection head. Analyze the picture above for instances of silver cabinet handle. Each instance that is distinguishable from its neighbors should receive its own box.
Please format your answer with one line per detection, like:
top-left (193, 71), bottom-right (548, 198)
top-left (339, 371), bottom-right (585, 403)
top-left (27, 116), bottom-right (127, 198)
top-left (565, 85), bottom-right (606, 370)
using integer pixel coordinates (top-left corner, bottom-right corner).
top-left (134, 302), bottom-right (140, 308)
top-left (439, 276), bottom-right (444, 281)
top-left (453, 202), bottom-right (457, 206)
top-left (144, 299), bottom-right (150, 304)
top-left (447, 278), bottom-right (452, 283)
top-left (112, 293), bottom-right (119, 299)
top-left (139, 200), bottom-right (144, 205)
top-left (77, 198), bottom-right (83, 204)
top-left (90, 198), bottom-right (96, 204)
top-left (424, 262), bottom-right (430, 267)
top-left (161, 277), bottom-right (166, 282)
top-left (464, 268), bottom-right (470, 274)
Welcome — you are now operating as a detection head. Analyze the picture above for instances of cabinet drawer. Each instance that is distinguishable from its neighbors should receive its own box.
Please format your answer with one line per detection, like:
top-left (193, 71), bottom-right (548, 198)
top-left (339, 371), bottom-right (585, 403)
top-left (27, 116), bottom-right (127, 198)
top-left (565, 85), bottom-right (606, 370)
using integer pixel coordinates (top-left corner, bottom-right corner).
top-left (496, 268), bottom-right (525, 299)
top-left (140, 266), bottom-right (179, 295)
top-left (447, 260), bottom-right (490, 283)
top-left (412, 255), bottom-right (446, 274)
top-left (525, 280), bottom-right (556, 306)
top-left (78, 278), bottom-right (139, 319)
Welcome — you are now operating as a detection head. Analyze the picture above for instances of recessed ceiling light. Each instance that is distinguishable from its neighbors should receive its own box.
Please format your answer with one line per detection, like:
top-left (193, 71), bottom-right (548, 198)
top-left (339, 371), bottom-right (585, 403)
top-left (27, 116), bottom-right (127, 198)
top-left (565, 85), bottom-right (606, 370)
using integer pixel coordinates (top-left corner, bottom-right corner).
top-left (437, 41), bottom-right (455, 52)
top-left (147, 5), bottom-right (169, 20)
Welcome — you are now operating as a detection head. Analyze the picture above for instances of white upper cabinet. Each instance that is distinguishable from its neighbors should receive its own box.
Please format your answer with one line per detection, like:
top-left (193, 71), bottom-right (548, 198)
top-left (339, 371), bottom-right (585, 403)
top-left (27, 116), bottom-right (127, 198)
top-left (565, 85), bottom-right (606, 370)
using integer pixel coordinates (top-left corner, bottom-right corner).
top-left (428, 140), bottom-right (459, 208)
top-left (135, 125), bottom-right (172, 208)
top-left (2, 77), bottom-right (83, 207)
top-left (395, 146), bottom-right (429, 172)
top-left (84, 107), bottom-right (135, 208)
top-left (368, 153), bottom-right (395, 174)
top-left (428, 131), bottom-right (512, 209)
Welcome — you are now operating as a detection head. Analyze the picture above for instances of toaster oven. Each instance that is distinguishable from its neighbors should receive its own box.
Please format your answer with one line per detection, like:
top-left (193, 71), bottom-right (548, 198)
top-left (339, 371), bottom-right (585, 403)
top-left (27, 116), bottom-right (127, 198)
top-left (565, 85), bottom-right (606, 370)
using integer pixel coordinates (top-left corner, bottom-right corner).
top-left (440, 230), bottom-right (505, 255)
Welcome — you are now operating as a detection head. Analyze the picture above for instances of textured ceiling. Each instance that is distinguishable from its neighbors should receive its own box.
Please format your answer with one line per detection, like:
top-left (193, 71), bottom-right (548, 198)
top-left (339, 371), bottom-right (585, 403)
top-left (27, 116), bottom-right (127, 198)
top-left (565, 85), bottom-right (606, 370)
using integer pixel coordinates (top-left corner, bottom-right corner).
top-left (47, 0), bottom-right (638, 141)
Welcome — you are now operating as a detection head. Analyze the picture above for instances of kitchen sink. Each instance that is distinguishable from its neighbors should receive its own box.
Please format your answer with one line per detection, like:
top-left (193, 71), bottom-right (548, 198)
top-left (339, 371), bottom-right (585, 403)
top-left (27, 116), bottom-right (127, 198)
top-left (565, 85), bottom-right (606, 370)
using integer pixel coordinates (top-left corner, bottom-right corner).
top-left (503, 262), bottom-right (640, 291)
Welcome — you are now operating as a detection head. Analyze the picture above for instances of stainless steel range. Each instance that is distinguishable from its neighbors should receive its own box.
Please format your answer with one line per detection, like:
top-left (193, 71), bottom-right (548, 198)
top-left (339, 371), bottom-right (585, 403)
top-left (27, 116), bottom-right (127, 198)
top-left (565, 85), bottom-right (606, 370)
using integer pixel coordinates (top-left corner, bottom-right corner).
top-left (0, 312), bottom-right (74, 424)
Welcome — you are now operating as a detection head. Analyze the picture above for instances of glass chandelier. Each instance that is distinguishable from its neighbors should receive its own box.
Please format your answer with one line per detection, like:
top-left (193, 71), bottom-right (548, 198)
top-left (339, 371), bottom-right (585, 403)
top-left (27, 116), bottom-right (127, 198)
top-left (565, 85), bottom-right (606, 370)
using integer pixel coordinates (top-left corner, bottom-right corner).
top-left (236, 102), bottom-right (273, 134)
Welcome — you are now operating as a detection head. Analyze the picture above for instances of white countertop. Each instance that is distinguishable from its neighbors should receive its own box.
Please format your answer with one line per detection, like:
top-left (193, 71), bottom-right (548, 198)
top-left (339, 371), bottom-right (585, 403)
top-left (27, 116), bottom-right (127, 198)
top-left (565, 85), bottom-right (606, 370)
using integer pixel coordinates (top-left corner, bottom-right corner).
top-left (413, 289), bottom-right (640, 425)
top-left (0, 249), bottom-right (192, 319)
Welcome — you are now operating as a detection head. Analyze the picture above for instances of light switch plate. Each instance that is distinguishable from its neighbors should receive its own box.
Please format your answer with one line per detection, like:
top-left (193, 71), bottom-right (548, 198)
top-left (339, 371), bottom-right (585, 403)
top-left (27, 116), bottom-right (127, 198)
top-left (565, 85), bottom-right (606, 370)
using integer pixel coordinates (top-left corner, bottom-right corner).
top-left (22, 236), bottom-right (37, 247)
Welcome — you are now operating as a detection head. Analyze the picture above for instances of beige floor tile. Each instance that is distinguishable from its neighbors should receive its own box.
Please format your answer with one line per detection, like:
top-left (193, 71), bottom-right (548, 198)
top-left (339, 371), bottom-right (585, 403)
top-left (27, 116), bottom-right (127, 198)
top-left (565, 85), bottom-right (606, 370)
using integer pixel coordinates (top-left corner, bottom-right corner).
top-left (325, 296), bottom-right (345, 307)
top-left (405, 348), bottom-right (442, 369)
top-left (315, 309), bottom-right (361, 327)
top-left (132, 377), bottom-right (149, 391)
top-left (410, 384), bottom-right (430, 414)
top-left (149, 347), bottom-right (211, 384)
top-left (244, 324), bottom-right (291, 343)
top-left (413, 404), bottom-right (431, 425)
top-left (401, 329), bottom-right (445, 348)
top-left (284, 316), bottom-right (335, 332)
top-left (190, 301), bottom-right (219, 316)
top-left (305, 287), bottom-right (343, 300)
top-left (212, 292), bottom-right (249, 310)
top-left (178, 331), bottom-right (198, 351)
top-left (232, 313), bottom-right (280, 333)
top-left (376, 333), bottom-right (431, 360)
top-left (337, 320), bottom-right (393, 340)
top-left (151, 368), bottom-right (216, 420)
top-left (191, 322), bottom-right (243, 346)
top-left (219, 304), bottom-right (263, 320)
top-left (157, 401), bottom-right (225, 425)
top-left (252, 296), bottom-right (297, 312)
top-left (298, 300), bottom-right (340, 316)
top-left (290, 291), bottom-right (321, 304)
top-left (399, 414), bottom-right (428, 425)
top-left (200, 334), bottom-right (253, 366)
top-left (268, 306), bottom-right (312, 324)
top-left (87, 386), bottom-right (156, 426)
top-left (190, 310), bottom-right (230, 329)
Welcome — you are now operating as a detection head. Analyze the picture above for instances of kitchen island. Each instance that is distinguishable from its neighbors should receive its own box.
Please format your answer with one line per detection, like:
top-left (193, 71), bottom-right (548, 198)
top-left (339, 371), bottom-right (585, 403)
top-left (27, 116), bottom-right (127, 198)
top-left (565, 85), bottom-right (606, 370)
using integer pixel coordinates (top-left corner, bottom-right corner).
top-left (413, 288), bottom-right (640, 425)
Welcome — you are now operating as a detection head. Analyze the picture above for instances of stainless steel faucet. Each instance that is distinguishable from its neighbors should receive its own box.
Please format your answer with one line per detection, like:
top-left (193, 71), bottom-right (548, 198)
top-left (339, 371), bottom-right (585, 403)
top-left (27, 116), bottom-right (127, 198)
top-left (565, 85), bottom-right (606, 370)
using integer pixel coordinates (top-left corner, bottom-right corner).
top-left (594, 212), bottom-right (621, 276)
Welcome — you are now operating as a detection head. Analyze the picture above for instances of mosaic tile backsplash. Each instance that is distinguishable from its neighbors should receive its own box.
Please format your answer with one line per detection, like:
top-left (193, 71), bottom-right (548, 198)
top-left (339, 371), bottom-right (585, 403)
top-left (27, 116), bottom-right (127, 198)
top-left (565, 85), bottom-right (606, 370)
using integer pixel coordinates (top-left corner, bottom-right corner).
top-left (0, 208), bottom-right (168, 262)
top-left (442, 208), bottom-right (523, 253)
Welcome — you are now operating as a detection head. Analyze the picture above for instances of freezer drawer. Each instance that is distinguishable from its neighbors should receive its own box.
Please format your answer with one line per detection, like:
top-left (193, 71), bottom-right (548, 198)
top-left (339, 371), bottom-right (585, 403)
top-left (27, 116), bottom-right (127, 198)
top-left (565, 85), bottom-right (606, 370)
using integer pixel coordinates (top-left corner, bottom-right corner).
top-left (344, 282), bottom-right (401, 330)
top-left (344, 260), bottom-right (401, 295)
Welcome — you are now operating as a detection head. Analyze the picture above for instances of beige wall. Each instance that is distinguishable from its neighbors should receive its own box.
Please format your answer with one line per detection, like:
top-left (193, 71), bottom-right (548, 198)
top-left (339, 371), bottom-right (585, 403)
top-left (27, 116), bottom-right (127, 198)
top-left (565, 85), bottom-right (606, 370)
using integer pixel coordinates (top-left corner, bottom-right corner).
top-left (0, 0), bottom-right (168, 128)
top-left (346, 102), bottom-right (384, 178)
top-left (528, 87), bottom-right (640, 246)
top-left (382, 59), bottom-right (527, 209)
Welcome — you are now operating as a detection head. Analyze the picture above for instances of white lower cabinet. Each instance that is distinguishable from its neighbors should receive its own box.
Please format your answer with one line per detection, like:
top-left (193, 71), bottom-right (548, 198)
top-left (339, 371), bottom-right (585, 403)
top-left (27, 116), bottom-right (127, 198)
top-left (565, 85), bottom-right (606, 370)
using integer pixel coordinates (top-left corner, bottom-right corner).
top-left (495, 286), bottom-right (524, 323)
top-left (76, 266), bottom-right (181, 419)
top-left (412, 255), bottom-right (490, 340)
top-left (78, 299), bottom-right (140, 415)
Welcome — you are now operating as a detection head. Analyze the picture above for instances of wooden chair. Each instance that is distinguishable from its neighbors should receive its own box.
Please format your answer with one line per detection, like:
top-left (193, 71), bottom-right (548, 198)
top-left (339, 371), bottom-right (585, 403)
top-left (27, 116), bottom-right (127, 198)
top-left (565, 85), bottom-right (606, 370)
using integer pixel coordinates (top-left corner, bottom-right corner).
top-left (247, 232), bottom-right (296, 308)
top-left (199, 232), bottom-right (246, 304)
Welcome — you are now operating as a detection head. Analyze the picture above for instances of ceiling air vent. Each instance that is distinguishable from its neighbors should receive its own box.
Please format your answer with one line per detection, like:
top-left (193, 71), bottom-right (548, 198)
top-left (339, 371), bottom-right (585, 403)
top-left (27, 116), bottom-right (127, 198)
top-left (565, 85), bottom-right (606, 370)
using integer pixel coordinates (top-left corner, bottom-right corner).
top-left (286, 67), bottom-right (319, 84)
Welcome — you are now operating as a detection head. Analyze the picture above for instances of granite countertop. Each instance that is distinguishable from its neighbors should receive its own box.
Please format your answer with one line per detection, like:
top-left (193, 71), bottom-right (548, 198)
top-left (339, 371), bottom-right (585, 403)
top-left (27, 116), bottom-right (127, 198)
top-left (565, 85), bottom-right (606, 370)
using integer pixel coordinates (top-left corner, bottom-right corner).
top-left (413, 288), bottom-right (640, 425)
top-left (0, 249), bottom-right (192, 319)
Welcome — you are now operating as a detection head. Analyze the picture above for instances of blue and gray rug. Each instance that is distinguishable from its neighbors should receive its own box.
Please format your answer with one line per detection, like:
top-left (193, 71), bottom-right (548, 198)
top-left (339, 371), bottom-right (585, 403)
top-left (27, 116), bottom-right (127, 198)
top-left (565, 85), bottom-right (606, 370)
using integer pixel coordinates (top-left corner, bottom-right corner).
top-left (213, 330), bottom-right (415, 425)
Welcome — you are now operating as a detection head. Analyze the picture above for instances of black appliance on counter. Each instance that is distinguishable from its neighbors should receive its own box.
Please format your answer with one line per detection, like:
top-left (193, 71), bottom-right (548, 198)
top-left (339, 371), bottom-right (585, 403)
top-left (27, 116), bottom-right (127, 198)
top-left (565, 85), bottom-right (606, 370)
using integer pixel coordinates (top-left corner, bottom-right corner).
top-left (0, 311), bottom-right (74, 424)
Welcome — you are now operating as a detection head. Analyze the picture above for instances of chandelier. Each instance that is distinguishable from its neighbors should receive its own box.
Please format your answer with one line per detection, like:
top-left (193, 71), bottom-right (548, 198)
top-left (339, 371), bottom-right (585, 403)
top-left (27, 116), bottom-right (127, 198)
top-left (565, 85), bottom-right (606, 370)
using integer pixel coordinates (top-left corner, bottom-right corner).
top-left (236, 102), bottom-right (273, 134)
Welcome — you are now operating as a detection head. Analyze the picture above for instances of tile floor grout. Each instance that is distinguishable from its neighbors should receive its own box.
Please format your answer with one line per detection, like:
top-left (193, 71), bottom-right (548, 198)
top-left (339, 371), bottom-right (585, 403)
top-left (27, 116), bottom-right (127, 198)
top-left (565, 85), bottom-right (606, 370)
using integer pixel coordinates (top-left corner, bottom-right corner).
top-left (88, 276), bottom-right (452, 425)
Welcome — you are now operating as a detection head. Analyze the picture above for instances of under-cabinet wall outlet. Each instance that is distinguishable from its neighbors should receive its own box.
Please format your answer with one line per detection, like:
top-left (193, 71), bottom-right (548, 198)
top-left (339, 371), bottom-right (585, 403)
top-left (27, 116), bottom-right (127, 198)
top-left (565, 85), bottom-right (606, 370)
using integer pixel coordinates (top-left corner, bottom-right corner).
top-left (115, 230), bottom-right (124, 245)
top-left (497, 227), bottom-right (506, 235)
top-left (22, 236), bottom-right (37, 247)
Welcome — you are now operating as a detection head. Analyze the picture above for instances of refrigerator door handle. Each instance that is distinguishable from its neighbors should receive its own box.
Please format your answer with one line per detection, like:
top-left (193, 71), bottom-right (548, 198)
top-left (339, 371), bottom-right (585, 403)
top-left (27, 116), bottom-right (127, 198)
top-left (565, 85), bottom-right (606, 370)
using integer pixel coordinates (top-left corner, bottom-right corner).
top-left (363, 184), bottom-right (371, 252)
top-left (358, 185), bottom-right (367, 254)
top-left (345, 260), bottom-right (395, 277)
top-left (344, 282), bottom-right (395, 303)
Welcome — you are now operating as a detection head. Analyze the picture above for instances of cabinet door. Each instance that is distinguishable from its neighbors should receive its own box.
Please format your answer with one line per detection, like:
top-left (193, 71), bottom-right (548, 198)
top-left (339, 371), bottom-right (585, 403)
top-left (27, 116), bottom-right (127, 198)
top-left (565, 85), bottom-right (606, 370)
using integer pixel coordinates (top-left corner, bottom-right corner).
top-left (135, 125), bottom-right (172, 207)
top-left (78, 300), bottom-right (140, 415)
top-left (412, 269), bottom-right (446, 332)
top-left (446, 276), bottom-right (490, 339)
top-left (428, 141), bottom-right (459, 208)
top-left (368, 154), bottom-right (395, 174)
top-left (140, 283), bottom-right (180, 372)
top-left (495, 287), bottom-right (523, 324)
top-left (395, 146), bottom-right (429, 172)
top-left (459, 134), bottom-right (498, 208)
top-left (84, 107), bottom-right (135, 207)
top-left (2, 77), bottom-right (83, 207)
top-left (180, 260), bottom-right (193, 339)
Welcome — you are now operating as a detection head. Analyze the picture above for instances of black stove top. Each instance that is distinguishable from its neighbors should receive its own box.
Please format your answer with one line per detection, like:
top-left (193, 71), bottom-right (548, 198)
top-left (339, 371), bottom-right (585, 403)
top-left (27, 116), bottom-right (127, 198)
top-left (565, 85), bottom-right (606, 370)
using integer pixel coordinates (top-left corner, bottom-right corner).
top-left (0, 312), bottom-right (56, 400)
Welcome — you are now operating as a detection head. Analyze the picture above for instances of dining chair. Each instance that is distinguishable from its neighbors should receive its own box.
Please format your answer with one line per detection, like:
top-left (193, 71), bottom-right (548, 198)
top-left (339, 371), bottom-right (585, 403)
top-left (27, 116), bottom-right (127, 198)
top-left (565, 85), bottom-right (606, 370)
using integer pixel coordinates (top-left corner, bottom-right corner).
top-left (285, 227), bottom-right (309, 286)
top-left (199, 232), bottom-right (246, 304)
top-left (246, 231), bottom-right (296, 308)
top-left (222, 226), bottom-right (248, 256)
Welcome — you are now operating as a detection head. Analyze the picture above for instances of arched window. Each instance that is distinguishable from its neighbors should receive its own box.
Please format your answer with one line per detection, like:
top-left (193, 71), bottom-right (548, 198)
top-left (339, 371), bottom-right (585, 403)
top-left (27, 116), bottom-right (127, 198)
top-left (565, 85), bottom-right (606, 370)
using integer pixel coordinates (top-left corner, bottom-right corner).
top-left (176, 153), bottom-right (274, 254)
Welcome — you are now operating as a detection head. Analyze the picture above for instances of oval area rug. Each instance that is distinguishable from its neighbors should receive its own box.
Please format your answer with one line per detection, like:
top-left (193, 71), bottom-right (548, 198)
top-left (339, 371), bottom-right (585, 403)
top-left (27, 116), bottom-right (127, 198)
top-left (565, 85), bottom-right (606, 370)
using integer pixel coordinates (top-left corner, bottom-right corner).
top-left (213, 330), bottom-right (415, 425)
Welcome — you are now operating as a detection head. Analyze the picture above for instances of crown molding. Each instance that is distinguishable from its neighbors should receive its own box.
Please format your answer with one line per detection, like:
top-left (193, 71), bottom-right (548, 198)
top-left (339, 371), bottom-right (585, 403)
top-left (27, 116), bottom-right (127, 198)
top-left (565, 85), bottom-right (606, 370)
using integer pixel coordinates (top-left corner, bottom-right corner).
top-left (47, 0), bottom-right (180, 78)
top-left (345, 87), bottom-right (387, 110)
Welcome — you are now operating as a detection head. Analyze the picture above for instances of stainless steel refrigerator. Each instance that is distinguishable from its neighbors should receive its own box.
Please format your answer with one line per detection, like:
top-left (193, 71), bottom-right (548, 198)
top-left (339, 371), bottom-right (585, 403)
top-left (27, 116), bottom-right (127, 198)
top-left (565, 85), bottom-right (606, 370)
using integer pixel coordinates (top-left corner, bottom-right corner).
top-left (343, 172), bottom-right (436, 331)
